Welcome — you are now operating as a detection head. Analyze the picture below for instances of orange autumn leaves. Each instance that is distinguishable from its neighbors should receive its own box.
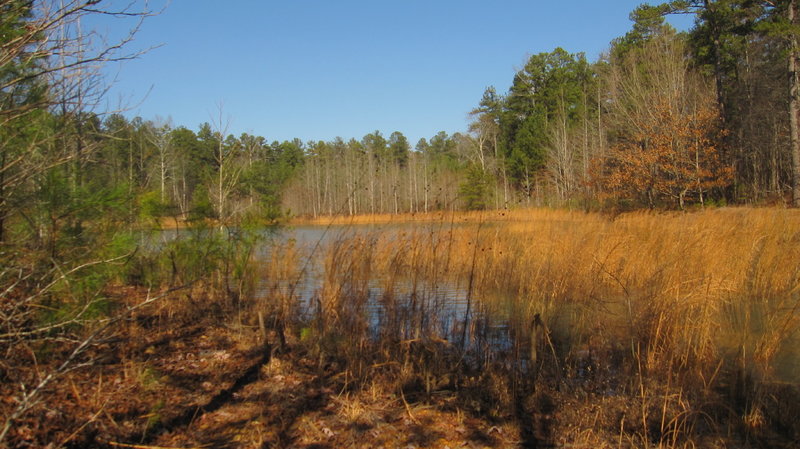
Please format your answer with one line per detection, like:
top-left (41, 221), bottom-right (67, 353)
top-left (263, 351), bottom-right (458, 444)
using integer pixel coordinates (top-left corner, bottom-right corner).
top-left (592, 100), bottom-right (733, 209)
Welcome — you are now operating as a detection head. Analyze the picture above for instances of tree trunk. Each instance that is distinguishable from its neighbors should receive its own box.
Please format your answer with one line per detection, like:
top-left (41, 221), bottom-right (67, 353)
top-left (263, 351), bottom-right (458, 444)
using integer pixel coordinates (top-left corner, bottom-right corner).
top-left (791, 0), bottom-right (800, 206)
top-left (160, 149), bottom-right (167, 203)
top-left (423, 156), bottom-right (429, 213)
top-left (0, 151), bottom-right (5, 243)
top-left (704, 0), bottom-right (727, 120)
top-left (218, 151), bottom-right (224, 220)
top-left (369, 150), bottom-right (375, 214)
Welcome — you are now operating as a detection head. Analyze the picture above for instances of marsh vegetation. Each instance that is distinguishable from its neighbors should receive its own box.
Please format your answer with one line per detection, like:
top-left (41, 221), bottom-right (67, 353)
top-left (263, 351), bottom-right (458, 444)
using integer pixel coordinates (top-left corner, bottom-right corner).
top-left (258, 207), bottom-right (800, 448)
top-left (7, 207), bottom-right (797, 447)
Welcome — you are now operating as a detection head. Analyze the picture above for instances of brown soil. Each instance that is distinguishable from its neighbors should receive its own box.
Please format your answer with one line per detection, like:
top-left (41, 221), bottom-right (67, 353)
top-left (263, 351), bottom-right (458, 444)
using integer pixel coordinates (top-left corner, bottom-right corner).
top-left (1, 288), bottom-right (524, 449)
top-left (4, 284), bottom-right (796, 449)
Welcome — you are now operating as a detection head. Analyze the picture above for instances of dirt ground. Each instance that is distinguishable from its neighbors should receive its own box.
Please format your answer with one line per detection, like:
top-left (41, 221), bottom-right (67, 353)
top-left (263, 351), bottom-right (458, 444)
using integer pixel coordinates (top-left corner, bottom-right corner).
top-left (2, 288), bottom-right (528, 449)
top-left (3, 285), bottom-right (796, 449)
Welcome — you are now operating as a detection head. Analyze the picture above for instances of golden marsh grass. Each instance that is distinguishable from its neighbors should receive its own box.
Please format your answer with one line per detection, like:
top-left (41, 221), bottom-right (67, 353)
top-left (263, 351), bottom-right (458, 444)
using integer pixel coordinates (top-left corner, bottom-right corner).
top-left (298, 206), bottom-right (800, 445)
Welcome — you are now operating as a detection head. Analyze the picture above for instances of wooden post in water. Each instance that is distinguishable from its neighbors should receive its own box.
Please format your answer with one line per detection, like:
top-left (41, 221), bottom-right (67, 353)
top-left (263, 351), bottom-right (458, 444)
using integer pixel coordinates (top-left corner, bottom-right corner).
top-left (258, 311), bottom-right (268, 345)
top-left (529, 313), bottom-right (559, 383)
top-left (530, 313), bottom-right (543, 374)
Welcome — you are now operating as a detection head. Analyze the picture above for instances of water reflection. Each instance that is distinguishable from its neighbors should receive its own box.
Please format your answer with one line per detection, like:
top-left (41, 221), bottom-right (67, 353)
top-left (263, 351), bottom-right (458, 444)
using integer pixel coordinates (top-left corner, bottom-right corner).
top-left (255, 223), bottom-right (513, 353)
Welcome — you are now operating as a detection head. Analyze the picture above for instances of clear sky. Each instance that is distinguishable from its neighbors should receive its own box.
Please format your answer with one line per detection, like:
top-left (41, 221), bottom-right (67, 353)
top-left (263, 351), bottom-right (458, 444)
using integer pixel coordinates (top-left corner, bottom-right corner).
top-left (95, 1), bottom-right (694, 145)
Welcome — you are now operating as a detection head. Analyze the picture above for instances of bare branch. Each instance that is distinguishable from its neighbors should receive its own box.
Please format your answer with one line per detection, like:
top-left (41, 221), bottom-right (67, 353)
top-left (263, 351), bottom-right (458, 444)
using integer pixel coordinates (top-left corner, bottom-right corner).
top-left (0, 280), bottom-right (194, 443)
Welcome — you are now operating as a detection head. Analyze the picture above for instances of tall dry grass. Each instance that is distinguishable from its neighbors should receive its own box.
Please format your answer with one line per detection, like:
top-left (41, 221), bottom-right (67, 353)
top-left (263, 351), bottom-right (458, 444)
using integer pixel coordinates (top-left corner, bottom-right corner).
top-left (254, 238), bottom-right (307, 348)
top-left (363, 208), bottom-right (800, 376)
top-left (288, 208), bottom-right (523, 226)
top-left (295, 207), bottom-right (800, 445)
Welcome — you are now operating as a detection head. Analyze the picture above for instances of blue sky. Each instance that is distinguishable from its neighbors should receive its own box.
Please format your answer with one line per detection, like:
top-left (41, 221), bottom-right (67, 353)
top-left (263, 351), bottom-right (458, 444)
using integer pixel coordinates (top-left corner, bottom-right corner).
top-left (95, 1), bottom-right (694, 145)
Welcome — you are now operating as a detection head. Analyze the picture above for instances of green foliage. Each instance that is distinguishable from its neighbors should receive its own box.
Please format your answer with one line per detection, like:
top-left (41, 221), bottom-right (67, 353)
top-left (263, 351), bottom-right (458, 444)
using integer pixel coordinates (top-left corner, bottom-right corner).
top-left (166, 228), bottom-right (225, 284)
top-left (100, 231), bottom-right (139, 282)
top-left (507, 117), bottom-right (547, 181)
top-left (688, 0), bottom-right (763, 78)
top-left (477, 86), bottom-right (502, 116)
top-left (222, 225), bottom-right (262, 295)
top-left (239, 141), bottom-right (304, 221)
top-left (415, 131), bottom-right (462, 174)
top-left (300, 326), bottom-right (314, 341)
top-left (189, 187), bottom-right (216, 221)
top-left (415, 138), bottom-right (429, 153)
top-left (459, 165), bottom-right (492, 211)
top-left (362, 130), bottom-right (387, 161)
top-left (196, 122), bottom-right (221, 169)
top-left (12, 164), bottom-right (131, 259)
top-left (125, 219), bottom-right (261, 301)
top-left (610, 3), bottom-right (678, 59)
top-left (388, 131), bottom-right (410, 167)
top-left (127, 226), bottom-right (225, 287)
top-left (26, 173), bottom-right (136, 326)
top-left (145, 399), bottom-right (165, 430)
top-left (499, 48), bottom-right (596, 190)
top-left (272, 139), bottom-right (305, 168)
top-left (0, 1), bottom-right (45, 115)
top-left (139, 190), bottom-right (169, 222)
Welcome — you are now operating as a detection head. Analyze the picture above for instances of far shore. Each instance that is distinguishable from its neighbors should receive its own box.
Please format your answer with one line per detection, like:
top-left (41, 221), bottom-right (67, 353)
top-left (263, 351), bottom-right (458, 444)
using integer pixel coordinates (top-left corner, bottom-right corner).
top-left (148, 205), bottom-right (789, 230)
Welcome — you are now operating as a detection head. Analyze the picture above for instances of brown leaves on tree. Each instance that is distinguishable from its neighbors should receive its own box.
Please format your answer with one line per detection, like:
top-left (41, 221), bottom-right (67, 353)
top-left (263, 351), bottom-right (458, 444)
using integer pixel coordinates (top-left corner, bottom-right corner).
top-left (592, 100), bottom-right (733, 209)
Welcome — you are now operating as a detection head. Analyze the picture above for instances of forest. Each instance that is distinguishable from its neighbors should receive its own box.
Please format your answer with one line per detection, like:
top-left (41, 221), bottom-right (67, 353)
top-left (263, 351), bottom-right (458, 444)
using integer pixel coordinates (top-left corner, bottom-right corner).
top-left (1, 1), bottom-right (799, 448)
top-left (2, 2), bottom-right (798, 228)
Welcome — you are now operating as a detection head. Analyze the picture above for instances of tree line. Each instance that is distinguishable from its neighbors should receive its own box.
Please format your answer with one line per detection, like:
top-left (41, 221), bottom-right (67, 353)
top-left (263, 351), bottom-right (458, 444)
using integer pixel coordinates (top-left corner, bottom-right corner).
top-left (291, 1), bottom-right (800, 214)
top-left (467, 1), bottom-right (799, 210)
top-left (3, 2), bottom-right (800, 247)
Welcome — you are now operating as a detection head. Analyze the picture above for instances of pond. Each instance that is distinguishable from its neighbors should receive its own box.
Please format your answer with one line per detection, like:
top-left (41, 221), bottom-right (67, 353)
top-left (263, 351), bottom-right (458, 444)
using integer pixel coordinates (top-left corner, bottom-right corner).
top-left (253, 222), bottom-right (517, 354)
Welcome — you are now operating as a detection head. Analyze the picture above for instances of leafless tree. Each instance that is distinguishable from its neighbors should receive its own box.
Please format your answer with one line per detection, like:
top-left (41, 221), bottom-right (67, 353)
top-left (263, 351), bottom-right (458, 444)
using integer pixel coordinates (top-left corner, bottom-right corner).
top-left (210, 103), bottom-right (244, 222)
top-left (144, 116), bottom-right (173, 203)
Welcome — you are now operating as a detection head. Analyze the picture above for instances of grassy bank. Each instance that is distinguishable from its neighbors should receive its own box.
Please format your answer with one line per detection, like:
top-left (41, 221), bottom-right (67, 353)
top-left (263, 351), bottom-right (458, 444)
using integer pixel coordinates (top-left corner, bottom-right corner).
top-left (287, 209), bottom-right (526, 226)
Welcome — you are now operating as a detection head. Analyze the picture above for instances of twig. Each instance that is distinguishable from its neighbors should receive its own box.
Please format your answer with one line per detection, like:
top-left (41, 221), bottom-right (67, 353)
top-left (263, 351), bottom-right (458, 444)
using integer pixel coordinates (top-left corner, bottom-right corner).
top-left (103, 440), bottom-right (208, 449)
top-left (0, 282), bottom-right (194, 443)
top-left (0, 251), bottom-right (138, 341)
top-left (59, 398), bottom-right (109, 446)
top-left (399, 388), bottom-right (420, 425)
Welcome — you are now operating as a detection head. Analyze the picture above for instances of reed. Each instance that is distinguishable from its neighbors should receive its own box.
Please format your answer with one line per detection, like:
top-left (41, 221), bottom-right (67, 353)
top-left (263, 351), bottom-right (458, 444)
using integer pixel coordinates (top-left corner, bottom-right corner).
top-left (288, 208), bottom-right (523, 226)
top-left (282, 207), bottom-right (800, 445)
top-left (254, 237), bottom-right (307, 347)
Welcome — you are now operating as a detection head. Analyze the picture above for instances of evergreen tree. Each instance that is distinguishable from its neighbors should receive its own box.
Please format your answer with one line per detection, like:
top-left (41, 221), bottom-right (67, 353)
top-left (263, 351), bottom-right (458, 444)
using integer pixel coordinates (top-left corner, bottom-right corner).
top-left (500, 48), bottom-right (595, 195)
top-left (388, 131), bottom-right (410, 167)
top-left (459, 164), bottom-right (490, 210)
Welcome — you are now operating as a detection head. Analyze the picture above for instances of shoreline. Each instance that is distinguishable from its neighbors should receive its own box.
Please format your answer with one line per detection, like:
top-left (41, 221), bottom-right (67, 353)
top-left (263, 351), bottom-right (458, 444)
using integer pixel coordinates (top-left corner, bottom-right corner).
top-left (147, 205), bottom-right (798, 230)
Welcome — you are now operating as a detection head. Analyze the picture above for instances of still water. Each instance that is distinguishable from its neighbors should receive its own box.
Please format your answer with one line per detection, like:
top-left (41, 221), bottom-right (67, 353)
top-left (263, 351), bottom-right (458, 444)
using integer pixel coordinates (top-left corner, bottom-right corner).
top-left (254, 223), bottom-right (514, 352)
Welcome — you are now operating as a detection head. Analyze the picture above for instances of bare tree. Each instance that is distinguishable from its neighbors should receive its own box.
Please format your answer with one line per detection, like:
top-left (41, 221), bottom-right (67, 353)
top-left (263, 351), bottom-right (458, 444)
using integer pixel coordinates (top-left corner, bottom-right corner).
top-left (144, 117), bottom-right (173, 203)
top-left (597, 31), bottom-right (731, 209)
top-left (210, 103), bottom-right (243, 222)
top-left (1, 0), bottom-right (158, 123)
top-left (546, 99), bottom-right (577, 203)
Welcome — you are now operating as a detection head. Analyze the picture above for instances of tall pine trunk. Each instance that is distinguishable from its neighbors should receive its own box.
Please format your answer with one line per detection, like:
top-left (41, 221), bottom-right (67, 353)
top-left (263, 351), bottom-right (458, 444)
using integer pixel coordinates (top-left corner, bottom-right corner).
top-left (791, 0), bottom-right (800, 206)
